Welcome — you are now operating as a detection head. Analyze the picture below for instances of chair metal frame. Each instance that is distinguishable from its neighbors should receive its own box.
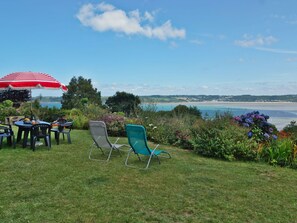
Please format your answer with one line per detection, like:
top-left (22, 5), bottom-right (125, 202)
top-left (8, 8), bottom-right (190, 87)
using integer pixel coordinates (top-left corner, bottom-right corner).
top-left (89, 120), bottom-right (128, 162)
top-left (125, 124), bottom-right (171, 170)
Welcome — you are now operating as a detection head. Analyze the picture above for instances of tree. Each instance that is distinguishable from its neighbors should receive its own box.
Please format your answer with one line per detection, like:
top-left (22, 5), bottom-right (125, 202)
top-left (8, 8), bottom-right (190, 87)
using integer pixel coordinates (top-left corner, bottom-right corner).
top-left (105, 91), bottom-right (141, 116)
top-left (172, 105), bottom-right (202, 118)
top-left (61, 76), bottom-right (102, 109)
top-left (0, 89), bottom-right (31, 106)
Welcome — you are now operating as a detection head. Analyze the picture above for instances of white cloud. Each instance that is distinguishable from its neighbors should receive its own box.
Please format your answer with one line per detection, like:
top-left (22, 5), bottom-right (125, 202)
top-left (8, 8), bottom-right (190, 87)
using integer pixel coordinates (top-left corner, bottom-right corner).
top-left (254, 47), bottom-right (297, 54)
top-left (98, 81), bottom-right (297, 96)
top-left (144, 11), bottom-right (154, 22)
top-left (76, 2), bottom-right (186, 40)
top-left (271, 14), bottom-right (297, 25)
top-left (234, 34), bottom-right (297, 55)
top-left (234, 34), bottom-right (277, 47)
top-left (97, 2), bottom-right (114, 11)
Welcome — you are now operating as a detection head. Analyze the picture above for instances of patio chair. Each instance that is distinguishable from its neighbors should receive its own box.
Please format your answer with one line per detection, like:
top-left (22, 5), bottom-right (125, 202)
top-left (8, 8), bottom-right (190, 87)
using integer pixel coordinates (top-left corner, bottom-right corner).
top-left (51, 120), bottom-right (73, 145)
top-left (30, 123), bottom-right (51, 151)
top-left (125, 124), bottom-right (171, 170)
top-left (89, 120), bottom-right (127, 162)
top-left (0, 123), bottom-right (15, 149)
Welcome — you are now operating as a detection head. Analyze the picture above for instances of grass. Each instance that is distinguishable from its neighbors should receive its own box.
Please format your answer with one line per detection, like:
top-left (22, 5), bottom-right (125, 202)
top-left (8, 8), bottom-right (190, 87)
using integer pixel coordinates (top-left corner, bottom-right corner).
top-left (1, 129), bottom-right (297, 222)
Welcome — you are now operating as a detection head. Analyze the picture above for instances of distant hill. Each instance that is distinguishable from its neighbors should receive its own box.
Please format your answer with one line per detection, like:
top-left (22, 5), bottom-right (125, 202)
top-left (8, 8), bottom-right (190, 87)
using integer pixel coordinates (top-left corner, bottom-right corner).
top-left (39, 94), bottom-right (297, 104)
top-left (139, 94), bottom-right (297, 103)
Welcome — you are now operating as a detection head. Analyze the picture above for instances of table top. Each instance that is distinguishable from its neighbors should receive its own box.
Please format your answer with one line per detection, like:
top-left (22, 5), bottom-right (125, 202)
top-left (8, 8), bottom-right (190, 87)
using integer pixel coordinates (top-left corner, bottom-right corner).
top-left (14, 120), bottom-right (50, 128)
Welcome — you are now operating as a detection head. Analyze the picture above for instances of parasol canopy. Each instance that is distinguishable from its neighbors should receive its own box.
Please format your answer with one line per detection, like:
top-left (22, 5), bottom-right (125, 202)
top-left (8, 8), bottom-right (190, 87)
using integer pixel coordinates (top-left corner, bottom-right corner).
top-left (0, 71), bottom-right (68, 92)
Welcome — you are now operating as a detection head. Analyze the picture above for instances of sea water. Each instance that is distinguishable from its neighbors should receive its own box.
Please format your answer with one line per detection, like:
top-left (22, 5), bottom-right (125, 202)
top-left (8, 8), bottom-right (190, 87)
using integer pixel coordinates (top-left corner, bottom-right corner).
top-left (142, 102), bottom-right (297, 130)
top-left (41, 101), bottom-right (297, 130)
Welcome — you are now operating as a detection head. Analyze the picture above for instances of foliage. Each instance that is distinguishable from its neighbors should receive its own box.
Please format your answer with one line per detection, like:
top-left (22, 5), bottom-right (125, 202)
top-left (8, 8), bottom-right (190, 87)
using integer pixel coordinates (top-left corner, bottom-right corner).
top-left (283, 121), bottom-right (297, 134)
top-left (139, 109), bottom-right (198, 149)
top-left (191, 116), bottom-right (258, 161)
top-left (234, 111), bottom-right (278, 142)
top-left (37, 106), bottom-right (63, 122)
top-left (18, 99), bottom-right (43, 120)
top-left (0, 89), bottom-right (31, 105)
top-left (67, 108), bottom-right (89, 129)
top-left (100, 113), bottom-right (126, 136)
top-left (172, 104), bottom-right (202, 118)
top-left (282, 121), bottom-right (297, 144)
top-left (61, 76), bottom-right (102, 109)
top-left (0, 100), bottom-right (19, 122)
top-left (260, 139), bottom-right (296, 167)
top-left (82, 103), bottom-right (108, 121)
top-left (105, 91), bottom-right (141, 116)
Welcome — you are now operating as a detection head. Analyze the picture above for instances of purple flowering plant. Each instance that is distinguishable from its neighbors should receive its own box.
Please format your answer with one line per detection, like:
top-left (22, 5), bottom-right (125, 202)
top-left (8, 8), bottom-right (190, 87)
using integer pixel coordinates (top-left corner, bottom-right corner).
top-left (234, 111), bottom-right (278, 142)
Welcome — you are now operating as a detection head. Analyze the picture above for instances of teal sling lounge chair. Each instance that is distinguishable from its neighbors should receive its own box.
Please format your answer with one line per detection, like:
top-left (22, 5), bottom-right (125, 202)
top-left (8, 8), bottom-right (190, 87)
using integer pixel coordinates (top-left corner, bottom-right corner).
top-left (89, 121), bottom-right (127, 162)
top-left (125, 124), bottom-right (171, 169)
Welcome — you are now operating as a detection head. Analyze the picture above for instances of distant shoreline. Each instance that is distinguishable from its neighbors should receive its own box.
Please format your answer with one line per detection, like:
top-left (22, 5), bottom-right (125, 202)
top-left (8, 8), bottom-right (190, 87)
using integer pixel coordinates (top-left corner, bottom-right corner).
top-left (143, 101), bottom-right (297, 111)
top-left (41, 101), bottom-right (297, 130)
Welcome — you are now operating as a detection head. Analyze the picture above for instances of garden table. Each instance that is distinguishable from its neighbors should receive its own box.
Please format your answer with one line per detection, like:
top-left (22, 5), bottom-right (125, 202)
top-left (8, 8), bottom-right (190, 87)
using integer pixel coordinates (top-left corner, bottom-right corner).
top-left (14, 120), bottom-right (50, 148)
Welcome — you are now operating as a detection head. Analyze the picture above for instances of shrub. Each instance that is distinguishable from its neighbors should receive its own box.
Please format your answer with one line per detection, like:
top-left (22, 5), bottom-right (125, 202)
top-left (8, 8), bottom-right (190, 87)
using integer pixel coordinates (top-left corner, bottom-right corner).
top-left (172, 105), bottom-right (202, 118)
top-left (0, 100), bottom-right (19, 121)
top-left (82, 103), bottom-right (108, 121)
top-left (260, 138), bottom-right (296, 167)
top-left (282, 121), bottom-right (297, 144)
top-left (191, 116), bottom-right (258, 161)
top-left (144, 118), bottom-right (175, 145)
top-left (101, 113), bottom-right (126, 136)
top-left (234, 111), bottom-right (278, 142)
top-left (68, 108), bottom-right (89, 129)
top-left (37, 107), bottom-right (63, 122)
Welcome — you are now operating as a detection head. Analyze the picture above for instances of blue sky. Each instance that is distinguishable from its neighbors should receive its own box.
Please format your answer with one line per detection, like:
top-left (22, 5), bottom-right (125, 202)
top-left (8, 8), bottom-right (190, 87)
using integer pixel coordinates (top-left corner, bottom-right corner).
top-left (1, 0), bottom-right (297, 97)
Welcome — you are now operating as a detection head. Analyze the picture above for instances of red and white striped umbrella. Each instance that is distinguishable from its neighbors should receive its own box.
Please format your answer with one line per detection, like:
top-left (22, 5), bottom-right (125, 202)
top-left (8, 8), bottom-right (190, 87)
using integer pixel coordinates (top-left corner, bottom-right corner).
top-left (0, 71), bottom-right (68, 92)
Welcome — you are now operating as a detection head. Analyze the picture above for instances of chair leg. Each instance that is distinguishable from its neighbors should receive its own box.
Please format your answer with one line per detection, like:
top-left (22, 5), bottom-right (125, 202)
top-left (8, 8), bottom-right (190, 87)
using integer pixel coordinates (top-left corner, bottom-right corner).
top-left (106, 147), bottom-right (113, 161)
top-left (54, 132), bottom-right (60, 145)
top-left (125, 149), bottom-right (133, 167)
top-left (12, 135), bottom-right (16, 149)
top-left (31, 137), bottom-right (36, 151)
top-left (125, 149), bottom-right (153, 170)
top-left (0, 136), bottom-right (3, 149)
top-left (7, 136), bottom-right (12, 146)
top-left (66, 133), bottom-right (71, 144)
top-left (89, 143), bottom-right (105, 160)
top-left (145, 154), bottom-right (154, 169)
top-left (45, 136), bottom-right (51, 149)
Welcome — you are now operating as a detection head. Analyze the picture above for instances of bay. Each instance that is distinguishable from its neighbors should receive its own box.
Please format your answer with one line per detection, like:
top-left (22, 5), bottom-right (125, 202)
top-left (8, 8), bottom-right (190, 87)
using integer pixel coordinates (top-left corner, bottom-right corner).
top-left (142, 102), bottom-right (297, 130)
top-left (40, 101), bottom-right (297, 130)
top-left (40, 102), bottom-right (62, 109)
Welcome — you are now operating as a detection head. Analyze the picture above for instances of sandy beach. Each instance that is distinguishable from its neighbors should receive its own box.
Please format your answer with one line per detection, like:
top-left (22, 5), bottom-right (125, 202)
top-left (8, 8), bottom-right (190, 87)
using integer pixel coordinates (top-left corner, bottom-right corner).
top-left (195, 101), bottom-right (297, 111)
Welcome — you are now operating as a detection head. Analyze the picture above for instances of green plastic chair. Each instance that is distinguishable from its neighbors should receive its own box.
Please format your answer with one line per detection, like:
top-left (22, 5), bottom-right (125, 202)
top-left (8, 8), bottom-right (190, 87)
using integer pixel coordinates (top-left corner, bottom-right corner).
top-left (0, 123), bottom-right (15, 149)
top-left (125, 124), bottom-right (171, 169)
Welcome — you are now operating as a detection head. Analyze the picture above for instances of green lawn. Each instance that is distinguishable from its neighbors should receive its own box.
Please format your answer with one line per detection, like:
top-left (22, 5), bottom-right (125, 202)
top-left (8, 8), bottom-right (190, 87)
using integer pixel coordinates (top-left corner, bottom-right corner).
top-left (1, 129), bottom-right (297, 222)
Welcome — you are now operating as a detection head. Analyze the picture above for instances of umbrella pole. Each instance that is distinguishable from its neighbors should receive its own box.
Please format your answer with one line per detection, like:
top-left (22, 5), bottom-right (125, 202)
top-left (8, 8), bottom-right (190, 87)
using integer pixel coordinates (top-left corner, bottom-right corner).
top-left (30, 89), bottom-right (33, 120)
